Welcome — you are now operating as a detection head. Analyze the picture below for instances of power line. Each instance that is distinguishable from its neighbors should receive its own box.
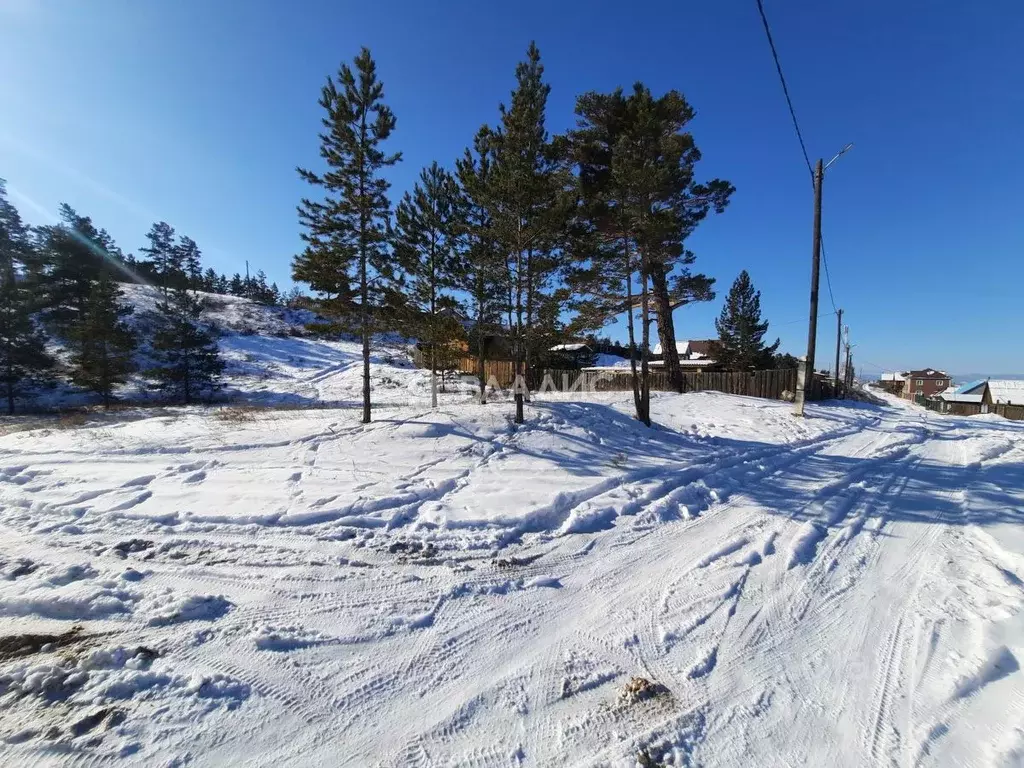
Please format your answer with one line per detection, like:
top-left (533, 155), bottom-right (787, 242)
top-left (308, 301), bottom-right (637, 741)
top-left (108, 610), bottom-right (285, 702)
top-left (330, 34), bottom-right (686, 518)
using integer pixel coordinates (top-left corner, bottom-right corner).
top-left (755, 0), bottom-right (813, 179)
top-left (820, 237), bottom-right (838, 313)
top-left (775, 310), bottom-right (837, 327)
top-left (755, 0), bottom-right (840, 314)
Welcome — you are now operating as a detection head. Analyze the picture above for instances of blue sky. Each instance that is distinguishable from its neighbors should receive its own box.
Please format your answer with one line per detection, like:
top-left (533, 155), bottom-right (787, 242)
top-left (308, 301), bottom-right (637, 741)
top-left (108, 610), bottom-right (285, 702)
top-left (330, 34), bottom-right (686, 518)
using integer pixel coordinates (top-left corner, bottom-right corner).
top-left (1, 0), bottom-right (1021, 375)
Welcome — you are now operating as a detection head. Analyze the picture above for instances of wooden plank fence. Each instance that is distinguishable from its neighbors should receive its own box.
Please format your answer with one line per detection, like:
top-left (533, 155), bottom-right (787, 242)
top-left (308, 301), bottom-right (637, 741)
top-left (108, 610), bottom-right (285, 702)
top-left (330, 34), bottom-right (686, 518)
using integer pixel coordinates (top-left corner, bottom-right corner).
top-left (439, 357), bottom-right (812, 402)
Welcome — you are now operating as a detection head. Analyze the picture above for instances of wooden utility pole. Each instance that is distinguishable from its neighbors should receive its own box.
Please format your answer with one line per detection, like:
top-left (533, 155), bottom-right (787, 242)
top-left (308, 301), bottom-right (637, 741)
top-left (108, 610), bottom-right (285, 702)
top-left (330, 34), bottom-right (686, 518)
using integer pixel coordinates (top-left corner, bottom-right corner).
top-left (794, 158), bottom-right (824, 417)
top-left (834, 309), bottom-right (843, 392)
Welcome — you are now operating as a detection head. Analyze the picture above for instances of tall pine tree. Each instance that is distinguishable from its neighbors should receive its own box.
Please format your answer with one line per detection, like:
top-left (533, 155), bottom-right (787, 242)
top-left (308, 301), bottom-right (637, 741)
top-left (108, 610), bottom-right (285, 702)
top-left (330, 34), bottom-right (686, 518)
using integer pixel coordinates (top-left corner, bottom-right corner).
top-left (568, 87), bottom-right (652, 424)
top-left (569, 84), bottom-right (732, 422)
top-left (714, 270), bottom-right (779, 370)
top-left (177, 236), bottom-right (203, 291)
top-left (393, 161), bottom-right (462, 408)
top-left (71, 274), bottom-right (137, 408)
top-left (140, 221), bottom-right (181, 294)
top-left (295, 47), bottom-right (401, 423)
top-left (35, 205), bottom-right (110, 336)
top-left (487, 42), bottom-right (573, 424)
top-left (455, 128), bottom-right (506, 402)
top-left (0, 180), bottom-right (53, 414)
top-left (149, 286), bottom-right (224, 404)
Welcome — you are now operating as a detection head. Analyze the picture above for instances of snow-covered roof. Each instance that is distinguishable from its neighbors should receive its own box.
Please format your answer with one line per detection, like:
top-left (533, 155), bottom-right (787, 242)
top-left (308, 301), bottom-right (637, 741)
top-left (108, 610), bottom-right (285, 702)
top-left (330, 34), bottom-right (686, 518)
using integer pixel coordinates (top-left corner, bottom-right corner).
top-left (880, 372), bottom-right (906, 382)
top-left (549, 343), bottom-right (590, 353)
top-left (649, 358), bottom-right (718, 368)
top-left (989, 380), bottom-right (1024, 404)
top-left (940, 392), bottom-right (984, 403)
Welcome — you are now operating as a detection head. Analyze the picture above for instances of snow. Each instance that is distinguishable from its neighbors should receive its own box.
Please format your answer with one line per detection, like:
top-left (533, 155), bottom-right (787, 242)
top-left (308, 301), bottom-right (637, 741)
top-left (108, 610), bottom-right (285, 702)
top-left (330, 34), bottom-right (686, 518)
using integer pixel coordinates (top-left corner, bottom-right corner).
top-left (990, 379), bottom-right (1024, 404)
top-left (2, 365), bottom-right (1024, 765)
top-left (549, 343), bottom-right (589, 352)
top-left (30, 284), bottom-right (448, 410)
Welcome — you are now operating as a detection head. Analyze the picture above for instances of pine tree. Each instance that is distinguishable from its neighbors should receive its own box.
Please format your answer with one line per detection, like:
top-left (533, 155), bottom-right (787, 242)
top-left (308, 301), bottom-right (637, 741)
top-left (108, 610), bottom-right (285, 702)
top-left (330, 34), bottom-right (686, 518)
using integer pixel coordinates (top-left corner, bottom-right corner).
top-left (0, 180), bottom-right (53, 414)
top-left (394, 161), bottom-right (463, 408)
top-left (35, 205), bottom-right (110, 335)
top-left (149, 287), bottom-right (224, 404)
top-left (215, 273), bottom-right (230, 294)
top-left (140, 222), bottom-right (181, 294)
top-left (455, 128), bottom-right (506, 401)
top-left (296, 47), bottom-right (401, 423)
top-left (229, 273), bottom-right (244, 296)
top-left (714, 270), bottom-right (779, 370)
top-left (291, 242), bottom-right (351, 303)
top-left (568, 84), bottom-right (732, 421)
top-left (71, 274), bottom-right (136, 408)
top-left (202, 267), bottom-right (218, 292)
top-left (487, 42), bottom-right (573, 423)
top-left (568, 87), bottom-right (651, 423)
top-left (177, 236), bottom-right (203, 290)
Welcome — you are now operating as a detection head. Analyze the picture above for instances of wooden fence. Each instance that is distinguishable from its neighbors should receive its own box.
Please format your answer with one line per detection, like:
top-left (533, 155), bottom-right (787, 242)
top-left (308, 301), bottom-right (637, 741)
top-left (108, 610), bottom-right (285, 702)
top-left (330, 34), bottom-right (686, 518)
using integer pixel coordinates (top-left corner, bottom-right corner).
top-left (938, 401), bottom-right (1024, 421)
top-left (442, 357), bottom-right (821, 402)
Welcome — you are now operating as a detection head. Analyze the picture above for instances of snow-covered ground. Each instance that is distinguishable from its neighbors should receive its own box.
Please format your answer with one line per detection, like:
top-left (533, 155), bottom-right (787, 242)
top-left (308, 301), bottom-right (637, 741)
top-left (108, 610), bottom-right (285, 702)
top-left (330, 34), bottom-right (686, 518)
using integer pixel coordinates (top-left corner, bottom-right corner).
top-left (32, 285), bottom-right (473, 411)
top-left (2, 387), bottom-right (1023, 766)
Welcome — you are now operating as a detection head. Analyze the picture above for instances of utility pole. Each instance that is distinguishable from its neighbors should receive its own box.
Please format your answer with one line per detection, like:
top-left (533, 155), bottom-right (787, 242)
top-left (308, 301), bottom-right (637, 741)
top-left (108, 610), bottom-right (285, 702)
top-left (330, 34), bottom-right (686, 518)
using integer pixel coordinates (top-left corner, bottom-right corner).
top-left (833, 308), bottom-right (843, 392)
top-left (245, 260), bottom-right (251, 299)
top-left (794, 159), bottom-right (824, 417)
top-left (844, 340), bottom-right (853, 390)
top-left (793, 144), bottom-right (852, 417)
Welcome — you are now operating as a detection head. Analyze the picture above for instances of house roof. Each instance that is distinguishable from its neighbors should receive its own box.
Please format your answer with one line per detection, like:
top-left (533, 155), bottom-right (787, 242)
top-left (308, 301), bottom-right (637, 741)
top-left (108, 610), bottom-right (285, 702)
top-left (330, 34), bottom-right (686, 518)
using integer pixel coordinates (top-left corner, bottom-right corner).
top-left (953, 379), bottom-right (988, 395)
top-left (648, 358), bottom-right (718, 368)
top-left (652, 339), bottom-right (717, 358)
top-left (549, 343), bottom-right (590, 353)
top-left (880, 372), bottom-right (906, 381)
top-left (906, 369), bottom-right (949, 379)
top-left (989, 380), bottom-right (1024, 404)
top-left (940, 392), bottom-right (984, 403)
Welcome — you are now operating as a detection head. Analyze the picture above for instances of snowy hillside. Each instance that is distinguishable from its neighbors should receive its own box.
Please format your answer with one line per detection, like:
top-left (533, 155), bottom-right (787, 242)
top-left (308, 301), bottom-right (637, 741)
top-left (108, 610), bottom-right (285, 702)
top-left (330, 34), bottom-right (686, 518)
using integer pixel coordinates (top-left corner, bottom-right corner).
top-left (39, 285), bottom-right (451, 409)
top-left (2, 384), bottom-right (1023, 766)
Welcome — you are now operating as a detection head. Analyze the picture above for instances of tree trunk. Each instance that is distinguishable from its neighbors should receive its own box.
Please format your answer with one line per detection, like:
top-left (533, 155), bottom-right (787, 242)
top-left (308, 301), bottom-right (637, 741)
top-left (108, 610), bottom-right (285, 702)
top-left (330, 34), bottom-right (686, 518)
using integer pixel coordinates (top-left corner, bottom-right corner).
top-left (523, 249), bottom-right (533, 402)
top-left (429, 344), bottom-right (438, 409)
top-left (361, 279), bottom-right (371, 424)
top-left (514, 246), bottom-right (525, 425)
top-left (476, 286), bottom-right (487, 405)
top-left (640, 272), bottom-right (652, 427)
top-left (624, 237), bottom-right (642, 422)
top-left (650, 266), bottom-right (683, 393)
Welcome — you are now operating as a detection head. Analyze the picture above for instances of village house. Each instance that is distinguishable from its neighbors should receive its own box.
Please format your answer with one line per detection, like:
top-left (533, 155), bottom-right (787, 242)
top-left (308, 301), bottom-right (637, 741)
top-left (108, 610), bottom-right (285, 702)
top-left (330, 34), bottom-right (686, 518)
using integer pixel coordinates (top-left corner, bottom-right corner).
top-left (650, 339), bottom-right (721, 372)
top-left (937, 380), bottom-right (993, 415)
top-left (901, 369), bottom-right (951, 403)
top-left (879, 372), bottom-right (906, 396)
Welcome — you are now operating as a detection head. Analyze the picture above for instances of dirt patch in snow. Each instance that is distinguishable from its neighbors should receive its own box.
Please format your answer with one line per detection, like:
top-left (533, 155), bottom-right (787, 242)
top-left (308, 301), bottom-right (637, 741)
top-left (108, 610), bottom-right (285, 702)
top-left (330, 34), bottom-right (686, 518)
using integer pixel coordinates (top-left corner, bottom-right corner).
top-left (618, 676), bottom-right (670, 705)
top-left (0, 625), bottom-right (88, 661)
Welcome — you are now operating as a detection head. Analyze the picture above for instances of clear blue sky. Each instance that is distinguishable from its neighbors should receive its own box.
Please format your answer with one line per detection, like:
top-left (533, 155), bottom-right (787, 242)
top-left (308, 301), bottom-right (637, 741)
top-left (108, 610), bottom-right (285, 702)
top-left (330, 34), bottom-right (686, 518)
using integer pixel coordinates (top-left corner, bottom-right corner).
top-left (2, 0), bottom-right (1021, 375)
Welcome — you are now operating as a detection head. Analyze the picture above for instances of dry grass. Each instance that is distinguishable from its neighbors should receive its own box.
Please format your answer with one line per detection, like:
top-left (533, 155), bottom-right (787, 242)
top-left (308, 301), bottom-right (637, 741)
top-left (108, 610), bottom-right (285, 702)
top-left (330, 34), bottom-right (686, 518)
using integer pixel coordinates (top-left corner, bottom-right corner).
top-left (215, 405), bottom-right (262, 424)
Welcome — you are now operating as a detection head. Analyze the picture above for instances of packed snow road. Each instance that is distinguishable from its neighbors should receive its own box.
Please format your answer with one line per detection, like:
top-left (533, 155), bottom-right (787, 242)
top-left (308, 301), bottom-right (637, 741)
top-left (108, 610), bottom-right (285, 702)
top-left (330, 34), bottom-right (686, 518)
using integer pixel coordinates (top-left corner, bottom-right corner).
top-left (1, 392), bottom-right (1022, 766)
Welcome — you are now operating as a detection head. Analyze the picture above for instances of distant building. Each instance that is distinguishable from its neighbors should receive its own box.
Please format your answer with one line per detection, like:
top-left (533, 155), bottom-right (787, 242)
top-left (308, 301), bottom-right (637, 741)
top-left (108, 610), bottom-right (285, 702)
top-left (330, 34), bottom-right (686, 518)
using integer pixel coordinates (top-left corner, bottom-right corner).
top-left (902, 369), bottom-right (951, 403)
top-left (548, 343), bottom-right (593, 367)
top-left (879, 372), bottom-right (907, 396)
top-left (938, 380), bottom-right (993, 414)
top-left (988, 380), bottom-right (1024, 405)
top-left (650, 339), bottom-right (721, 371)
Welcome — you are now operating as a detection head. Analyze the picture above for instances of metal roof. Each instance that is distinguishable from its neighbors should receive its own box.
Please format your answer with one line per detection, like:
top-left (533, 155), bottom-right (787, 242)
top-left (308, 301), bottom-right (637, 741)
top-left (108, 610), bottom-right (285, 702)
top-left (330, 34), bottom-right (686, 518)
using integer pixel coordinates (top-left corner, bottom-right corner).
top-left (953, 380), bottom-right (988, 395)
